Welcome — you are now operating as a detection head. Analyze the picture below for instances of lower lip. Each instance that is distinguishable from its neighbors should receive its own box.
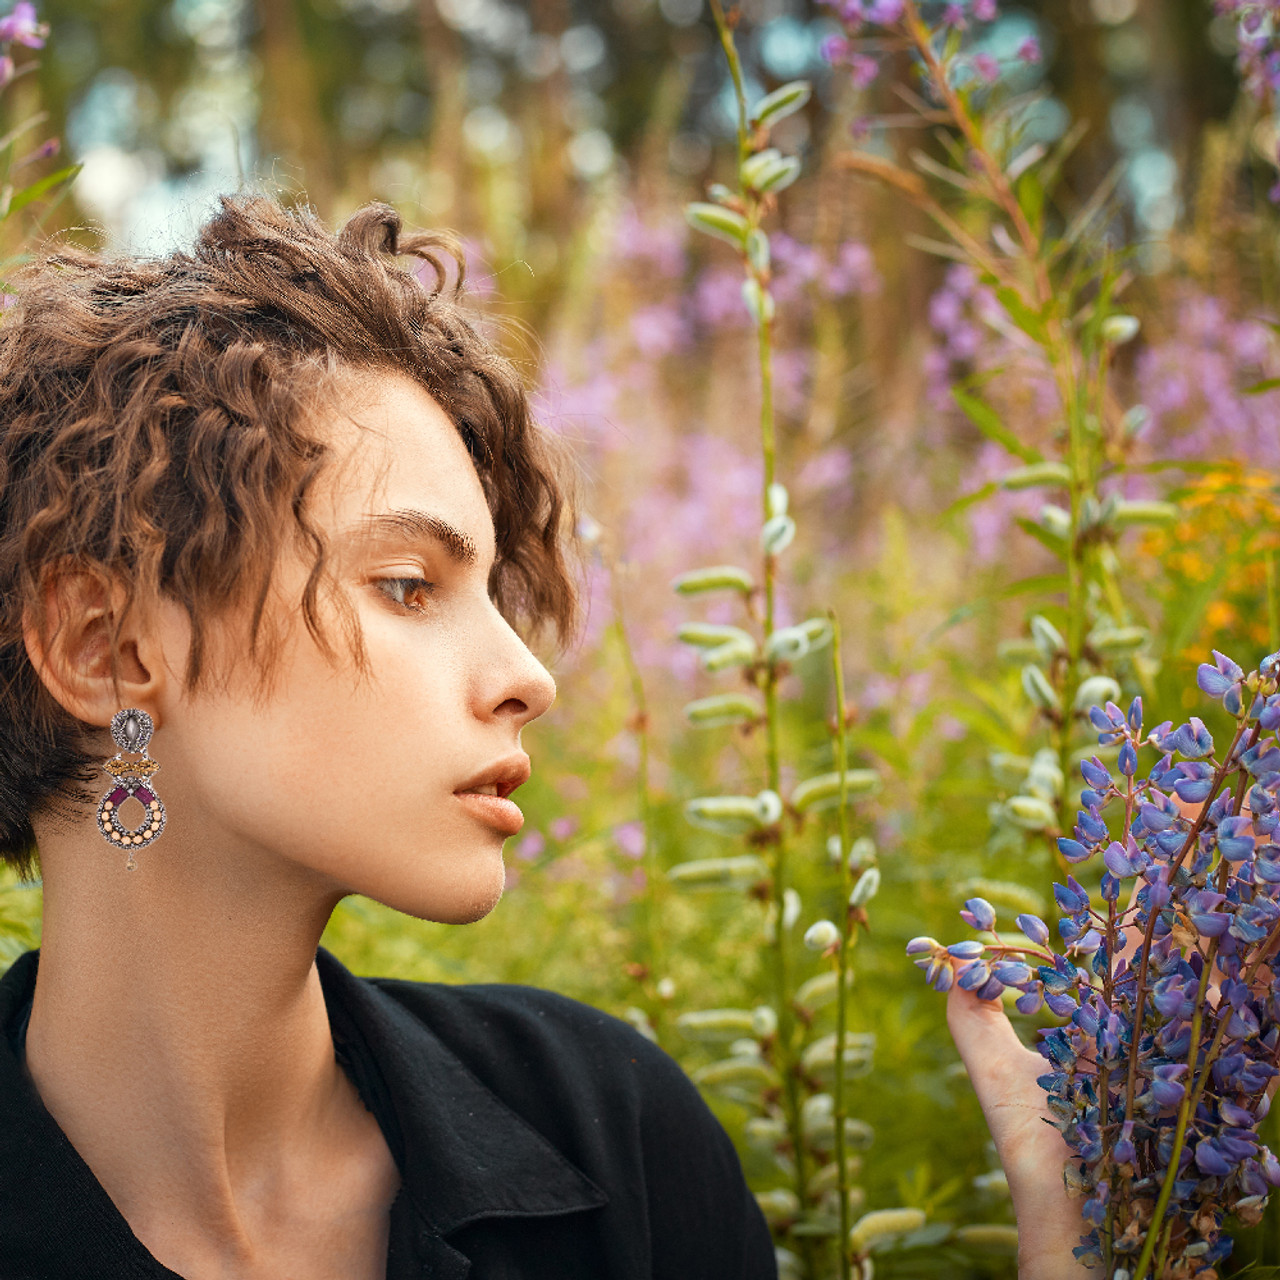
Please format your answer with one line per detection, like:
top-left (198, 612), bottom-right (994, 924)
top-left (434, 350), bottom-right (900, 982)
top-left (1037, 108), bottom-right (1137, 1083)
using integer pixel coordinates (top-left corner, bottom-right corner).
top-left (453, 791), bottom-right (524, 836)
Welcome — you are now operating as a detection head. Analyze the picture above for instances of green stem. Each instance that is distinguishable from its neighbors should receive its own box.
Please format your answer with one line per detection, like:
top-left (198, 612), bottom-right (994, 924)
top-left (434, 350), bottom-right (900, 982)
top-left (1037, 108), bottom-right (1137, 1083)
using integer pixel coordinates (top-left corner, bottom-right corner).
top-left (705, 6), bottom-right (811, 1271)
top-left (1267, 549), bottom-right (1279, 653)
top-left (708, 0), bottom-right (750, 167)
top-left (829, 613), bottom-right (854, 1280)
top-left (609, 566), bottom-right (665, 1039)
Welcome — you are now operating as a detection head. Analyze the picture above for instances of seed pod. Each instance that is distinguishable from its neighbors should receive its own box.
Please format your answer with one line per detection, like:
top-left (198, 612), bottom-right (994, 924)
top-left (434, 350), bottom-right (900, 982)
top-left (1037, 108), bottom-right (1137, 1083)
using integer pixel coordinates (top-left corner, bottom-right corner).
top-left (675, 1008), bottom-right (759, 1041)
top-left (952, 1223), bottom-right (1019, 1255)
top-left (754, 1187), bottom-right (801, 1226)
top-left (670, 565), bottom-right (755, 596)
top-left (1029, 614), bottom-right (1066, 659)
top-left (1073, 674), bottom-right (1121, 711)
top-left (1005, 794), bottom-right (1057, 829)
top-left (999, 461), bottom-right (1070, 490)
top-left (779, 887), bottom-right (800, 930)
top-left (762, 513), bottom-right (796, 554)
top-left (685, 794), bottom-right (767, 834)
top-left (742, 278), bottom-right (776, 324)
top-left (702, 636), bottom-right (759, 671)
top-left (848, 1208), bottom-right (927, 1254)
top-left (997, 637), bottom-right (1041, 664)
top-left (802, 1031), bottom-right (876, 1079)
top-left (794, 969), bottom-right (855, 1011)
top-left (1089, 625), bottom-right (1148, 654)
top-left (1021, 663), bottom-right (1061, 711)
top-left (1101, 314), bottom-right (1140, 344)
top-left (807, 1159), bottom-right (864, 1200)
top-left (804, 919), bottom-right (840, 951)
top-left (677, 621), bottom-right (755, 648)
top-left (745, 1115), bottom-right (788, 1149)
top-left (847, 835), bottom-right (877, 868)
top-left (684, 692), bottom-right (764, 727)
top-left (693, 1056), bottom-right (780, 1088)
top-left (765, 626), bottom-right (810, 663)
top-left (1121, 405), bottom-right (1151, 437)
top-left (791, 768), bottom-right (881, 812)
top-left (667, 854), bottom-right (768, 889)
top-left (752, 1005), bottom-right (779, 1037)
top-left (799, 615), bottom-right (833, 649)
top-left (757, 790), bottom-right (784, 827)
top-left (684, 201), bottom-right (749, 248)
top-left (849, 866), bottom-right (880, 906)
top-left (767, 482), bottom-right (789, 518)
top-left (1111, 499), bottom-right (1177, 526)
top-left (749, 153), bottom-right (802, 193)
top-left (1039, 504), bottom-right (1071, 539)
top-left (749, 79), bottom-right (812, 129)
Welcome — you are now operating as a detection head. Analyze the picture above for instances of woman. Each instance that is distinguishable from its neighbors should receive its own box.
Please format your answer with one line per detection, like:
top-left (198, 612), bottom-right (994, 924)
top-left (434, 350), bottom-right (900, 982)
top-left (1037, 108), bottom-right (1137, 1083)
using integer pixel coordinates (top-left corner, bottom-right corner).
top-left (0, 194), bottom-right (1085, 1278)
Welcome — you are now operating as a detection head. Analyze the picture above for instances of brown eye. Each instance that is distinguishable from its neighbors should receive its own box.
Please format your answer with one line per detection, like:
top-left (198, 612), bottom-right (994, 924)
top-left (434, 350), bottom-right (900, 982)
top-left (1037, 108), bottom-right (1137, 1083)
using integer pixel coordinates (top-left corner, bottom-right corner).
top-left (377, 577), bottom-right (437, 613)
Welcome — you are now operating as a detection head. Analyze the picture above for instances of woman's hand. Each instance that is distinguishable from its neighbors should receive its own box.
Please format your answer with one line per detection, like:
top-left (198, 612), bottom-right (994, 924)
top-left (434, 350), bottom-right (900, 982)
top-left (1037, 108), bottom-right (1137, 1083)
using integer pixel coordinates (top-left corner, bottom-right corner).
top-left (946, 983), bottom-right (1095, 1277)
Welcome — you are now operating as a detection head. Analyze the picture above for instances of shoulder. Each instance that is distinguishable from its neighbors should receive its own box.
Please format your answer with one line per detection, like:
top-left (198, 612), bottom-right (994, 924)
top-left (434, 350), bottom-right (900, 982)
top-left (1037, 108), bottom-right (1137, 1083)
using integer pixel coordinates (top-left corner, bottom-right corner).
top-left (366, 975), bottom-right (688, 1116)
top-left (366, 976), bottom-right (777, 1278)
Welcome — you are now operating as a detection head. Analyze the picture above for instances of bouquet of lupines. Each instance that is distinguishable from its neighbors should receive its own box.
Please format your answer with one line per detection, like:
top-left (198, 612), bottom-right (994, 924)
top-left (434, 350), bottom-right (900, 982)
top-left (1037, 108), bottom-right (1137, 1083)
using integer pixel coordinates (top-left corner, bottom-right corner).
top-left (908, 651), bottom-right (1280, 1276)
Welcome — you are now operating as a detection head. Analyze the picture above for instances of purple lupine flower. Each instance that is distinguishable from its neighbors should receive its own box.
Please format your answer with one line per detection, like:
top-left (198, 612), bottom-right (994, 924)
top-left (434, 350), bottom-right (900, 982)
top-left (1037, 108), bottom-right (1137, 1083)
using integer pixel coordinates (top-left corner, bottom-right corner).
top-left (971, 52), bottom-right (1000, 84)
top-left (910, 650), bottom-right (1280, 1264)
top-left (0, 2), bottom-right (46, 48)
top-left (848, 53), bottom-right (879, 90)
top-left (973, 0), bottom-right (997, 19)
top-left (960, 896), bottom-right (997, 931)
top-left (1016, 36), bottom-right (1042, 63)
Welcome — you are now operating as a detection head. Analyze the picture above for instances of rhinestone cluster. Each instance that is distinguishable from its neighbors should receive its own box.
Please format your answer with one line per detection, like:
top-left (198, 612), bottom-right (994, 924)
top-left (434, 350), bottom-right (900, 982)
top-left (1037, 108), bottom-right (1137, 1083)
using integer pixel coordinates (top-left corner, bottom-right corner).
top-left (97, 709), bottom-right (165, 870)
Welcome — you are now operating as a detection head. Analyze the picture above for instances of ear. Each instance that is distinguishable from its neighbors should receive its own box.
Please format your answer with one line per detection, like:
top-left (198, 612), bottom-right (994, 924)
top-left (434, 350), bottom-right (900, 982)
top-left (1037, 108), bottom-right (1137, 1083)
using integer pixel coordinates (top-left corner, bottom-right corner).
top-left (20, 563), bottom-right (160, 733)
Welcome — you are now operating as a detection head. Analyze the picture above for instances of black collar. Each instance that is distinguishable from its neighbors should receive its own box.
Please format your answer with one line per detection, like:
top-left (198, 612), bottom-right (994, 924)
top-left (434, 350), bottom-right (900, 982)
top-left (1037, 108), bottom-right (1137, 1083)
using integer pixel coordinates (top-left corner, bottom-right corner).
top-left (0, 947), bottom-right (605, 1278)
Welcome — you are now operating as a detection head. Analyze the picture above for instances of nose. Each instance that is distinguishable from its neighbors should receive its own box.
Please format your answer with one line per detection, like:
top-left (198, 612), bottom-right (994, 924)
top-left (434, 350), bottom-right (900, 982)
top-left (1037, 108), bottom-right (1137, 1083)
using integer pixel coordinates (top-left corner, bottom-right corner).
top-left (481, 605), bottom-right (557, 729)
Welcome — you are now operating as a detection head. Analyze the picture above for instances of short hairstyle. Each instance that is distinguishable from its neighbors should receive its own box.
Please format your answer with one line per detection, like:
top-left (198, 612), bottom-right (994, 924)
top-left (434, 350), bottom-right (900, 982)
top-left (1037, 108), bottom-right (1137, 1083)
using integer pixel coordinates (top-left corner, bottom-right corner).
top-left (0, 193), bottom-right (580, 877)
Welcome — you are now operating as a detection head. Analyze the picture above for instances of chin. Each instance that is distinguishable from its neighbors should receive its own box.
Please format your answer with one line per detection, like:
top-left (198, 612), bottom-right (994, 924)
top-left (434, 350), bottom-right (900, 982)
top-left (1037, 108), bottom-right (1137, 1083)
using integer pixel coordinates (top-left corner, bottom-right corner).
top-left (371, 854), bottom-right (507, 925)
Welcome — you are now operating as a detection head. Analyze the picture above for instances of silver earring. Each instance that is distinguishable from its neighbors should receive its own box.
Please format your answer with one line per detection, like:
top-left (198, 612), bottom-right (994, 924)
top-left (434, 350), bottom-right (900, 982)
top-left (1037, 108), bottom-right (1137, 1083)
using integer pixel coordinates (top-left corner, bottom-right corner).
top-left (97, 708), bottom-right (166, 870)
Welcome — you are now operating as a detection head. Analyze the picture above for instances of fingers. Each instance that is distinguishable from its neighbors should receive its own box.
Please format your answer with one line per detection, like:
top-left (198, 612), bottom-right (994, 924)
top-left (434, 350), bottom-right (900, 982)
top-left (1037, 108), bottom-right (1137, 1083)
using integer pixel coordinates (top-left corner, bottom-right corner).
top-left (945, 982), bottom-right (1037, 1106)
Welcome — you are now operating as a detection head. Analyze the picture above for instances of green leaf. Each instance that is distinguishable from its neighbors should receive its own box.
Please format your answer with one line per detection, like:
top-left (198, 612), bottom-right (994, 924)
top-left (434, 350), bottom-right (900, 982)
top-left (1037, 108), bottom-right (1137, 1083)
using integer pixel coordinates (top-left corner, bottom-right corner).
top-left (951, 389), bottom-right (1042, 464)
top-left (749, 80), bottom-right (811, 129)
top-left (684, 202), bottom-right (749, 249)
top-left (1244, 377), bottom-right (1280, 395)
top-left (993, 286), bottom-right (1048, 346)
top-left (7, 164), bottom-right (82, 218)
top-left (1013, 515), bottom-right (1066, 557)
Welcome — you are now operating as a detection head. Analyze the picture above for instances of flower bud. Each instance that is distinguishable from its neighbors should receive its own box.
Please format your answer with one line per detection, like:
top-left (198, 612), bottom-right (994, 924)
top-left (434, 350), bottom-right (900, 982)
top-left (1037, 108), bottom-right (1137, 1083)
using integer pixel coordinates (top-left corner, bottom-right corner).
top-left (675, 1008), bottom-right (759, 1041)
top-left (779, 884), bottom-right (800, 928)
top-left (685, 794), bottom-right (767, 834)
top-left (684, 201), bottom-right (749, 247)
top-left (757, 788), bottom-right (784, 826)
top-left (1021, 664), bottom-right (1061, 711)
top-left (766, 482), bottom-right (789, 518)
top-left (849, 866), bottom-right (880, 906)
top-left (762, 513), bottom-right (796, 554)
top-left (1039, 504), bottom-right (1071, 539)
top-left (749, 78), bottom-right (813, 129)
top-left (746, 228), bottom-right (770, 272)
top-left (702, 636), bottom-right (758, 671)
top-left (742, 278), bottom-right (776, 324)
top-left (1073, 675), bottom-right (1121, 712)
top-left (764, 626), bottom-right (810, 663)
top-left (804, 919), bottom-right (841, 950)
top-left (1101, 314), bottom-right (1140, 344)
top-left (1029, 614), bottom-right (1066, 658)
top-left (677, 621), bottom-right (755, 649)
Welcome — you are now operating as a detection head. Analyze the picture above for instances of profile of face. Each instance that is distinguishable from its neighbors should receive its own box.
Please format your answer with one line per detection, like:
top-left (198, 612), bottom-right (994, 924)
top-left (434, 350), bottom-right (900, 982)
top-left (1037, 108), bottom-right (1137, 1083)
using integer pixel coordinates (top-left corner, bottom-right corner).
top-left (27, 371), bottom-right (558, 926)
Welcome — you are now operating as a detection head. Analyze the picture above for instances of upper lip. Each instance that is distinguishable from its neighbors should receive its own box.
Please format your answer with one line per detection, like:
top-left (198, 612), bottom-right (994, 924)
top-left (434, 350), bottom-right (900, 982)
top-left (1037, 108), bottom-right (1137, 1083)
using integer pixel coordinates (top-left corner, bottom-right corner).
top-left (453, 752), bottom-right (531, 800)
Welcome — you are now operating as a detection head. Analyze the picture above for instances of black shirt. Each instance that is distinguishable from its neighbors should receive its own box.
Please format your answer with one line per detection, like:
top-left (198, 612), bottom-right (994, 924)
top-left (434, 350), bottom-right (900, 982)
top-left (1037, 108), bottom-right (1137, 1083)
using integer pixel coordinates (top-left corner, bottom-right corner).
top-left (0, 946), bottom-right (777, 1279)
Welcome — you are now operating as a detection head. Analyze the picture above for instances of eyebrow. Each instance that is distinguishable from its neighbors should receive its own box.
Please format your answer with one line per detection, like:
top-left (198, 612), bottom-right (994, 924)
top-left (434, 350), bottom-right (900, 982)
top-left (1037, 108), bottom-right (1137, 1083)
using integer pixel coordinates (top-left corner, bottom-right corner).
top-left (346, 508), bottom-right (478, 567)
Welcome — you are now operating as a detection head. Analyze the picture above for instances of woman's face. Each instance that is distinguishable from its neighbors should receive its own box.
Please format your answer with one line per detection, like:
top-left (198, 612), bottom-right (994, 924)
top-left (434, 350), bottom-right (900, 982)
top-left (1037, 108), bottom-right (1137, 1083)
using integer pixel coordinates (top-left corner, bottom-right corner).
top-left (122, 371), bottom-right (558, 924)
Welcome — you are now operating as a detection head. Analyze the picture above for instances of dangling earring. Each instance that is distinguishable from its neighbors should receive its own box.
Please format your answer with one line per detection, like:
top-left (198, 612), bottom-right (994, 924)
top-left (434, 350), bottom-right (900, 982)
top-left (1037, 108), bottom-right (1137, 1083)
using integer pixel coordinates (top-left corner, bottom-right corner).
top-left (97, 708), bottom-right (166, 871)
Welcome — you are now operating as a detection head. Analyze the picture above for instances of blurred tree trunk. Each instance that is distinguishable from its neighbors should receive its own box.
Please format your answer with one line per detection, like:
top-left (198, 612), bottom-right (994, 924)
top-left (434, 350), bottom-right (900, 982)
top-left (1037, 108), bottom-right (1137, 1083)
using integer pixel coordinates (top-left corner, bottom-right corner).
top-left (254, 0), bottom-right (337, 211)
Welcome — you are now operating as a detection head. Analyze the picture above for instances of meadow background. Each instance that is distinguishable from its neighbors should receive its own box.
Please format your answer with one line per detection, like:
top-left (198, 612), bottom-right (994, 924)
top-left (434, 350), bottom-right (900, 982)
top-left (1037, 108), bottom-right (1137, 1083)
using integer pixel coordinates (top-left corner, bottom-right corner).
top-left (0, 0), bottom-right (1278, 1274)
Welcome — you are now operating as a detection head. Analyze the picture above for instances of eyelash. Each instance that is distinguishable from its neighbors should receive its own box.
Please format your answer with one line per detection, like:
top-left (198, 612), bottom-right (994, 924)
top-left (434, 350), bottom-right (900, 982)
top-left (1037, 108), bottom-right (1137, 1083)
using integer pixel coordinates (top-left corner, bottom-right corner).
top-left (377, 576), bottom-right (437, 614)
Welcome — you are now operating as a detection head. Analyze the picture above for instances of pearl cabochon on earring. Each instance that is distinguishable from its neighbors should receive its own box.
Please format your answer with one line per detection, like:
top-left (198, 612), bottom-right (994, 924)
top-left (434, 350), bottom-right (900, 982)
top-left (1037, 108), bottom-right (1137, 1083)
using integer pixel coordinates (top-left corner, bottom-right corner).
top-left (96, 708), bottom-right (166, 871)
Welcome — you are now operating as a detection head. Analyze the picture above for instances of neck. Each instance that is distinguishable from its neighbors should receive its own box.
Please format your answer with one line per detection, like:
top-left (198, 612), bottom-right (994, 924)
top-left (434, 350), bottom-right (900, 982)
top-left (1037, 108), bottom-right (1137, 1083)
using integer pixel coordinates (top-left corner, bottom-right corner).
top-left (24, 836), bottom-right (356, 1250)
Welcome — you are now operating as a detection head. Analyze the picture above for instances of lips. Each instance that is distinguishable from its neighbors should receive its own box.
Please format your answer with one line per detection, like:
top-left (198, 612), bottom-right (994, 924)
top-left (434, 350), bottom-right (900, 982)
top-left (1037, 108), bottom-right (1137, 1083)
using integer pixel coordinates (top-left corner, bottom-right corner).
top-left (453, 753), bottom-right (531, 800)
top-left (453, 753), bottom-right (531, 835)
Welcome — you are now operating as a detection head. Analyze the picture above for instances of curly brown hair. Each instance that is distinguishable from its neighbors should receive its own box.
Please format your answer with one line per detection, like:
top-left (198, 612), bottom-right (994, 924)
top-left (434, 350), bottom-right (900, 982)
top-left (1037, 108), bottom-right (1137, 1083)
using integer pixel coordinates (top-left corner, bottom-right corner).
top-left (0, 193), bottom-right (581, 878)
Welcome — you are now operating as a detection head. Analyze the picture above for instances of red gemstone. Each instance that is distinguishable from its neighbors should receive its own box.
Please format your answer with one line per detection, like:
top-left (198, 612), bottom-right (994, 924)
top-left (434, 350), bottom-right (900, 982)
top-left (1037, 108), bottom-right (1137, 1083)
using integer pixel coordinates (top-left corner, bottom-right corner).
top-left (135, 788), bottom-right (153, 805)
top-left (109, 787), bottom-right (128, 805)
